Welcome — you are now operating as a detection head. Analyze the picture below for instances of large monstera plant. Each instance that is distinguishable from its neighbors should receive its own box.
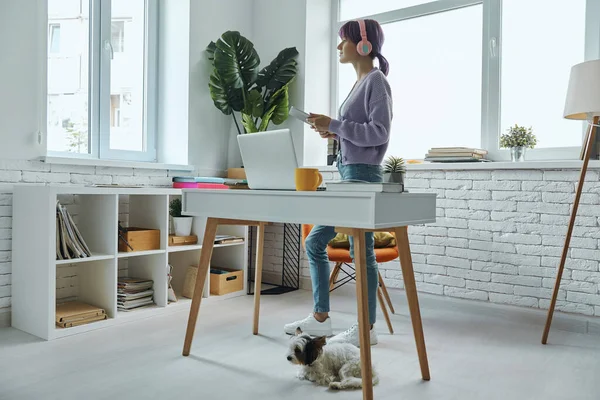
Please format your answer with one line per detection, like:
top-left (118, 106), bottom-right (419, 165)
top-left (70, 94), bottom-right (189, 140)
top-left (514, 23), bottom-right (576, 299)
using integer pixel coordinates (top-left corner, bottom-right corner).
top-left (206, 31), bottom-right (299, 134)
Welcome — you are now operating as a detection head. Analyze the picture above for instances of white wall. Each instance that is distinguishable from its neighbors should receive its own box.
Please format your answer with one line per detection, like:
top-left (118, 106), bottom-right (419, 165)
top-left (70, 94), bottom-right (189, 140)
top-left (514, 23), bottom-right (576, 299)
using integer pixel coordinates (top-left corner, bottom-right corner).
top-left (188, 0), bottom-right (255, 171)
top-left (252, 0), bottom-right (330, 167)
top-left (157, 0), bottom-right (190, 166)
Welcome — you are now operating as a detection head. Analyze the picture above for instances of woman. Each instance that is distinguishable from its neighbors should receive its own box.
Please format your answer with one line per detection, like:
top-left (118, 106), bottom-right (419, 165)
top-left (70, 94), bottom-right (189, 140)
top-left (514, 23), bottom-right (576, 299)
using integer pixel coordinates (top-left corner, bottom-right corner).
top-left (284, 19), bottom-right (392, 347)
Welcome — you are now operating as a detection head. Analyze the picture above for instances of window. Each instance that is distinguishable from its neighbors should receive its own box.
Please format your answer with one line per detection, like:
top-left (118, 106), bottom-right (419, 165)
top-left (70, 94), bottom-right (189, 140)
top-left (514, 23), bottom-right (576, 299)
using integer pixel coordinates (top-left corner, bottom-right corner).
top-left (499, 0), bottom-right (586, 150)
top-left (332, 0), bottom-right (599, 163)
top-left (46, 0), bottom-right (157, 162)
top-left (111, 21), bottom-right (125, 53)
top-left (49, 24), bottom-right (61, 53)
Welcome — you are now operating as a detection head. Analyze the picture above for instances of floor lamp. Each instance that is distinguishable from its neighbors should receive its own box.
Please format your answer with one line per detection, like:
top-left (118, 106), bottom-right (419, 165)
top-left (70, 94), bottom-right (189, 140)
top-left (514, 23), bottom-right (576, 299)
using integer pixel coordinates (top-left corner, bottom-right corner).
top-left (543, 59), bottom-right (600, 344)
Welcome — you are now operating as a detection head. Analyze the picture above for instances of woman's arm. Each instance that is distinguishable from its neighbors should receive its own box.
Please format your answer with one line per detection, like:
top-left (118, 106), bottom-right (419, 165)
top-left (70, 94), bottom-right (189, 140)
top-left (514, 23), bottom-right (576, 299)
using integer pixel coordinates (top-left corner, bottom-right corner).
top-left (328, 96), bottom-right (392, 147)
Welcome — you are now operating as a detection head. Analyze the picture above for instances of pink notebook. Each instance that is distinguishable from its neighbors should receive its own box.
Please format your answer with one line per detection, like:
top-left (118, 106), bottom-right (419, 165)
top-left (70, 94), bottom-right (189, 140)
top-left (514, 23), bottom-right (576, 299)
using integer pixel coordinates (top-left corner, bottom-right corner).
top-left (172, 182), bottom-right (228, 190)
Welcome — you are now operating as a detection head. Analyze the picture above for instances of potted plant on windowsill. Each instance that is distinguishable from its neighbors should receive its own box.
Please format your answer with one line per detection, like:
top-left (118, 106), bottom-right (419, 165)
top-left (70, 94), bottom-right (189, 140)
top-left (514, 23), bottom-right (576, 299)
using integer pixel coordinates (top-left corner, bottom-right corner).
top-left (500, 124), bottom-right (537, 162)
top-left (169, 198), bottom-right (192, 237)
top-left (383, 156), bottom-right (406, 184)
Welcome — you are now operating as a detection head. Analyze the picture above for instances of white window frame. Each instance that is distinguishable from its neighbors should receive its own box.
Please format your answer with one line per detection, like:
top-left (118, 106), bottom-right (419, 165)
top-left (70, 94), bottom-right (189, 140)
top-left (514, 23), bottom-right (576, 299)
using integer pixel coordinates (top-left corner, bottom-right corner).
top-left (47, 0), bottom-right (158, 163)
top-left (331, 0), bottom-right (600, 162)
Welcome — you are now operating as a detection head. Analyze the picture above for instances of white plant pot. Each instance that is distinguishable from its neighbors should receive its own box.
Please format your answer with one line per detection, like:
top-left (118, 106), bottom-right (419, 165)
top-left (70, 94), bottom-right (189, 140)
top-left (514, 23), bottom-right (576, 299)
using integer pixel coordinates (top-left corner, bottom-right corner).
top-left (173, 217), bottom-right (193, 236)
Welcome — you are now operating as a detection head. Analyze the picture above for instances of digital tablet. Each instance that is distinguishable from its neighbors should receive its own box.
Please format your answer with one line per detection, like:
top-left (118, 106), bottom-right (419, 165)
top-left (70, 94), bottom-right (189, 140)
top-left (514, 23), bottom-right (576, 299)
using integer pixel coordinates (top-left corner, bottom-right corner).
top-left (289, 106), bottom-right (311, 124)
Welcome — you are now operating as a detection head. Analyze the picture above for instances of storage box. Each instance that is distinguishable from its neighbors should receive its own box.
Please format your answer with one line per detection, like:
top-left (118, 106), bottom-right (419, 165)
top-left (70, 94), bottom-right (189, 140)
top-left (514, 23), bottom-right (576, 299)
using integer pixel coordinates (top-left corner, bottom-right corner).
top-left (169, 234), bottom-right (198, 246)
top-left (227, 168), bottom-right (247, 180)
top-left (118, 227), bottom-right (160, 252)
top-left (210, 267), bottom-right (243, 296)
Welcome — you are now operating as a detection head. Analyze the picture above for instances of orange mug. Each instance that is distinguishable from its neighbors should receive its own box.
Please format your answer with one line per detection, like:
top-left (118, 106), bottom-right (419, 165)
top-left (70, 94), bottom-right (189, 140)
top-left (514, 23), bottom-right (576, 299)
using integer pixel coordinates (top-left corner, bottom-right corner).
top-left (295, 168), bottom-right (323, 191)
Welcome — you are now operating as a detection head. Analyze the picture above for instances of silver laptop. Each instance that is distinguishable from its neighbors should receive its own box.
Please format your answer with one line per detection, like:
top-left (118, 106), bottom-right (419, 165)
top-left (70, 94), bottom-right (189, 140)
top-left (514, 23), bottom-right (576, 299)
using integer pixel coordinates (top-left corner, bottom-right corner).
top-left (237, 129), bottom-right (299, 190)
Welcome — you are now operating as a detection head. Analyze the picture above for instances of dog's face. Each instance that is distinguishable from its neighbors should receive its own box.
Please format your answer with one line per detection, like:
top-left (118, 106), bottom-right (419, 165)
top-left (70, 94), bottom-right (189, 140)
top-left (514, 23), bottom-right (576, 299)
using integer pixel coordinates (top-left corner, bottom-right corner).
top-left (286, 327), bottom-right (327, 366)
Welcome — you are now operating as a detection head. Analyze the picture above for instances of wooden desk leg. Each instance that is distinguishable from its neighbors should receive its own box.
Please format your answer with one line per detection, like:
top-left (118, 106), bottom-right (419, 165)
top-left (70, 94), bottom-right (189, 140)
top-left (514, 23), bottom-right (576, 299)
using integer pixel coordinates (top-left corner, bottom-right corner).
top-left (182, 217), bottom-right (219, 356)
top-left (253, 222), bottom-right (266, 335)
top-left (395, 226), bottom-right (430, 380)
top-left (352, 228), bottom-right (374, 400)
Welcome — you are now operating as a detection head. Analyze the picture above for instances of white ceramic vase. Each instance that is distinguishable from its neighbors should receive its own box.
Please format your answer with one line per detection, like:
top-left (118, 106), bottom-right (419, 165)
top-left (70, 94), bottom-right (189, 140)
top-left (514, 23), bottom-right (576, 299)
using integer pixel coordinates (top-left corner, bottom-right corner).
top-left (172, 216), bottom-right (193, 236)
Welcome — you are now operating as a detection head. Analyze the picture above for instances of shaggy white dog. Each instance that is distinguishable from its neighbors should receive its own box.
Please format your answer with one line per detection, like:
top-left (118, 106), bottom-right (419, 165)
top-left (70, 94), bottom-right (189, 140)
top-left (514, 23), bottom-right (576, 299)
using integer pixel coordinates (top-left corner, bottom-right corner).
top-left (286, 327), bottom-right (379, 390)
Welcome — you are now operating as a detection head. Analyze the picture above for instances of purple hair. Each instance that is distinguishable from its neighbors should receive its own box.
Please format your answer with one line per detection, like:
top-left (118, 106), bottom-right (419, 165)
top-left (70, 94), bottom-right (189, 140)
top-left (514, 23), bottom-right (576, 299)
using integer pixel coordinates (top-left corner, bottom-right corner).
top-left (338, 19), bottom-right (389, 76)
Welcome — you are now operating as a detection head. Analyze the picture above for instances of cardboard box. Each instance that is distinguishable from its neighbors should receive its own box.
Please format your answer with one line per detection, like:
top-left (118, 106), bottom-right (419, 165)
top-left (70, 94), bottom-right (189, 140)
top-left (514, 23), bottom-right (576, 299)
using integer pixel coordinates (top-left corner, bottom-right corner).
top-left (119, 227), bottom-right (160, 252)
top-left (227, 168), bottom-right (246, 180)
top-left (210, 267), bottom-right (243, 296)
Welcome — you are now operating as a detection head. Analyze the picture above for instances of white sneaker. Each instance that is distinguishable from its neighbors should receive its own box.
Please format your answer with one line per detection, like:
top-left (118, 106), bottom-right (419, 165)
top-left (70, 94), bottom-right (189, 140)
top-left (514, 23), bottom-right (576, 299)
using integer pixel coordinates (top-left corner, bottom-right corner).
top-left (284, 313), bottom-right (333, 336)
top-left (327, 323), bottom-right (378, 347)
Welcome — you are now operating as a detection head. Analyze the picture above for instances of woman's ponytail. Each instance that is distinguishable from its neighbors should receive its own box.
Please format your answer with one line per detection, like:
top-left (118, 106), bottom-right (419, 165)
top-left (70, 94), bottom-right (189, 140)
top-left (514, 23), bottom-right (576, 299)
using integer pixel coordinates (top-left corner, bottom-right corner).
top-left (375, 53), bottom-right (389, 76)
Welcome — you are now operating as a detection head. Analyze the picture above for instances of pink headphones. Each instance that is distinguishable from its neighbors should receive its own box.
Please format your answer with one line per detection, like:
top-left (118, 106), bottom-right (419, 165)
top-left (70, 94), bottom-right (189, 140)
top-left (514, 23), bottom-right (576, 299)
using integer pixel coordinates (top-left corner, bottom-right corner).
top-left (356, 19), bottom-right (372, 56)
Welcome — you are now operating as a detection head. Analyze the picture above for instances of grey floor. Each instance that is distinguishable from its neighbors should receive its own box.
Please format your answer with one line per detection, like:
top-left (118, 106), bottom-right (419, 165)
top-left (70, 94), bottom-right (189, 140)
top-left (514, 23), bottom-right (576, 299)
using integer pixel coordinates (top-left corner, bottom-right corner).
top-left (1, 286), bottom-right (600, 400)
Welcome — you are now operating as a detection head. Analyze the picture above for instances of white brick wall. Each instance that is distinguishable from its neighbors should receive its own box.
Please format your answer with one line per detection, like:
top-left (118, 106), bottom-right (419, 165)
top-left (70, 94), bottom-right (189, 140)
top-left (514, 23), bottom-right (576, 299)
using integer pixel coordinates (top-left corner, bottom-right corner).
top-left (291, 167), bottom-right (600, 319)
top-left (4, 161), bottom-right (600, 327)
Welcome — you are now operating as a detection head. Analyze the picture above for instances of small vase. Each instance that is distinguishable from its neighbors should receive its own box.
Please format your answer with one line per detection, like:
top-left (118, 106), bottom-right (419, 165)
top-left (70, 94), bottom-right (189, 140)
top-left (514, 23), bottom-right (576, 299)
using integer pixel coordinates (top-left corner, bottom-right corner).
top-left (172, 216), bottom-right (193, 236)
top-left (510, 146), bottom-right (526, 162)
top-left (384, 172), bottom-right (405, 185)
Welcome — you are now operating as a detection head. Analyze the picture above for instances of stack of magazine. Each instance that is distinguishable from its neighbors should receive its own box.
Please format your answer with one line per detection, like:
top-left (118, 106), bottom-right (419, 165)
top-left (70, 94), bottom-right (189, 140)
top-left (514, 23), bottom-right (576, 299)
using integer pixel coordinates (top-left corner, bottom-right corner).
top-left (56, 201), bottom-right (92, 260)
top-left (117, 277), bottom-right (154, 311)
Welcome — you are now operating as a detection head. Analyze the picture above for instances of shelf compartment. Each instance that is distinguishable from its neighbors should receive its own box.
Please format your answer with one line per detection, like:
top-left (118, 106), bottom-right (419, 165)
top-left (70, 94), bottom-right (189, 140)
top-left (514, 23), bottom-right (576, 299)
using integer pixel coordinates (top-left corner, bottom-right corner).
top-left (53, 258), bottom-right (117, 338)
top-left (120, 253), bottom-right (168, 309)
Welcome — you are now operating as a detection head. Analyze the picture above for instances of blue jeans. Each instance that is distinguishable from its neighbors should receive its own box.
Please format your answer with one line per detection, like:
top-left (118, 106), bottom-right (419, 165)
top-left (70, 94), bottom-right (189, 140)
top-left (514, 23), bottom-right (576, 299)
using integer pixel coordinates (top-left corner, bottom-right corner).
top-left (305, 156), bottom-right (382, 325)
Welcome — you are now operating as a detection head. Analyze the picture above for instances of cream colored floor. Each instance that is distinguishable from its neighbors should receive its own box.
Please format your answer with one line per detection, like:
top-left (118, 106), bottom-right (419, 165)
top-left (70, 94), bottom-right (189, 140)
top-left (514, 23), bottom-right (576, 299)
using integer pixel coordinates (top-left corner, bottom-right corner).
top-left (1, 285), bottom-right (600, 400)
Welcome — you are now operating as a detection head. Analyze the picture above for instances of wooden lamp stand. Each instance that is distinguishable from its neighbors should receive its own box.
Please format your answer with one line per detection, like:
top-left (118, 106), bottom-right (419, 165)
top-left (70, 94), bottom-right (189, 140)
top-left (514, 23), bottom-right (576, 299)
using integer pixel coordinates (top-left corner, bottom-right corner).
top-left (542, 116), bottom-right (599, 344)
top-left (542, 58), bottom-right (600, 344)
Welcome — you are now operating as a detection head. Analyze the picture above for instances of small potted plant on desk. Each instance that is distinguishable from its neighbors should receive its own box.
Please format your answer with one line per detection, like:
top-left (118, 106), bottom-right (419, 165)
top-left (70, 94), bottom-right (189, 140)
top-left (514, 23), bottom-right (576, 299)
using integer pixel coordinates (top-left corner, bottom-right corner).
top-left (169, 198), bottom-right (192, 237)
top-left (383, 155), bottom-right (406, 185)
top-left (500, 124), bottom-right (537, 162)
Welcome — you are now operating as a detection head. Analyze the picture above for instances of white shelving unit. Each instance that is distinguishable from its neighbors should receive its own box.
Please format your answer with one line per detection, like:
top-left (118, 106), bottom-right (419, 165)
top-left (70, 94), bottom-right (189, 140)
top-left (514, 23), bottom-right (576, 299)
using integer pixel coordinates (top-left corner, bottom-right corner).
top-left (11, 185), bottom-right (248, 340)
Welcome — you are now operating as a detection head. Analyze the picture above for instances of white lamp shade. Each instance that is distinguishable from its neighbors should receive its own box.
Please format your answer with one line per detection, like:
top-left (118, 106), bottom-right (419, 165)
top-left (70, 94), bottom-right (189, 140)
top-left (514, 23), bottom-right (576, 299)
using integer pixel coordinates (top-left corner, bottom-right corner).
top-left (564, 59), bottom-right (600, 120)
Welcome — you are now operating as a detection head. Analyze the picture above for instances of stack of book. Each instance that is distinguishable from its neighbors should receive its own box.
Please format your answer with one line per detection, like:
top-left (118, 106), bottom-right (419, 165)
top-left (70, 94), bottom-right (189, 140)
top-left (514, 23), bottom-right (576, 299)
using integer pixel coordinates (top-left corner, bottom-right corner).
top-left (171, 176), bottom-right (247, 189)
top-left (424, 147), bottom-right (489, 162)
top-left (56, 201), bottom-right (92, 260)
top-left (117, 277), bottom-right (154, 311)
top-left (56, 301), bottom-right (107, 328)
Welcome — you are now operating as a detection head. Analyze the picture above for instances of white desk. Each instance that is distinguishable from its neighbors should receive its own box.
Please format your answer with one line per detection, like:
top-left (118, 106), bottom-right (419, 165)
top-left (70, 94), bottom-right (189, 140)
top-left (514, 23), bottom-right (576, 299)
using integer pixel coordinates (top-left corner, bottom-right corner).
top-left (181, 189), bottom-right (437, 400)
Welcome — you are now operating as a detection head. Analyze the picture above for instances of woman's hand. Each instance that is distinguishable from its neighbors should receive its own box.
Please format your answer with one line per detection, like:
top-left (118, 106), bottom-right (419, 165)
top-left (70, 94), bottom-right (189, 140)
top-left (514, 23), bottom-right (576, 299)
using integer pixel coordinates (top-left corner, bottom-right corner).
top-left (318, 131), bottom-right (336, 139)
top-left (307, 113), bottom-right (332, 132)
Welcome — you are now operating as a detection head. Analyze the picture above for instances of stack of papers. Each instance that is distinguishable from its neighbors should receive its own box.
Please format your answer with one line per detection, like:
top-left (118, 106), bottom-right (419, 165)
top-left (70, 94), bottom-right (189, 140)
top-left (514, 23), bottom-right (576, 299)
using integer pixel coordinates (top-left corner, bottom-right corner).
top-left (117, 277), bottom-right (154, 311)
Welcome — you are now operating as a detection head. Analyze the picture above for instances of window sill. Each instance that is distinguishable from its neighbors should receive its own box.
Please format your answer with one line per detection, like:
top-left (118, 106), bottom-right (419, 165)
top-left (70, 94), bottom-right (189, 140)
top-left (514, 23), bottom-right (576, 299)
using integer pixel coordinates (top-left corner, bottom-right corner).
top-left (314, 160), bottom-right (599, 172)
top-left (41, 156), bottom-right (194, 171)
top-left (405, 160), bottom-right (596, 170)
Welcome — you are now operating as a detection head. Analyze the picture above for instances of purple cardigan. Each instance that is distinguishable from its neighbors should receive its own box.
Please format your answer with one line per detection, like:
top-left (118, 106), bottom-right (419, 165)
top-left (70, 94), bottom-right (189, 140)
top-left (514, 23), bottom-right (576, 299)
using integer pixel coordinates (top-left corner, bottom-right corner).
top-left (328, 68), bottom-right (393, 165)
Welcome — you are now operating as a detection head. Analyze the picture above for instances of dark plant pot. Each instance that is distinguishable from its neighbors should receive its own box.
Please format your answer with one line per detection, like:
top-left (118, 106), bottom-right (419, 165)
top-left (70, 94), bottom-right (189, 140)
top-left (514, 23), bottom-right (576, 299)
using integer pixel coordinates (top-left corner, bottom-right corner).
top-left (384, 172), bottom-right (405, 184)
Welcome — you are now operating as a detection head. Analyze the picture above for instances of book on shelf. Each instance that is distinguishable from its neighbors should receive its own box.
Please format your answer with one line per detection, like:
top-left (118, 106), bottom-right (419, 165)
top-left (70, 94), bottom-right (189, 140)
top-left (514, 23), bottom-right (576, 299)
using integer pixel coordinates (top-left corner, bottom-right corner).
top-left (117, 277), bottom-right (154, 311)
top-left (214, 235), bottom-right (245, 244)
top-left (325, 180), bottom-right (404, 193)
top-left (55, 301), bottom-right (107, 328)
top-left (56, 201), bottom-right (92, 260)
